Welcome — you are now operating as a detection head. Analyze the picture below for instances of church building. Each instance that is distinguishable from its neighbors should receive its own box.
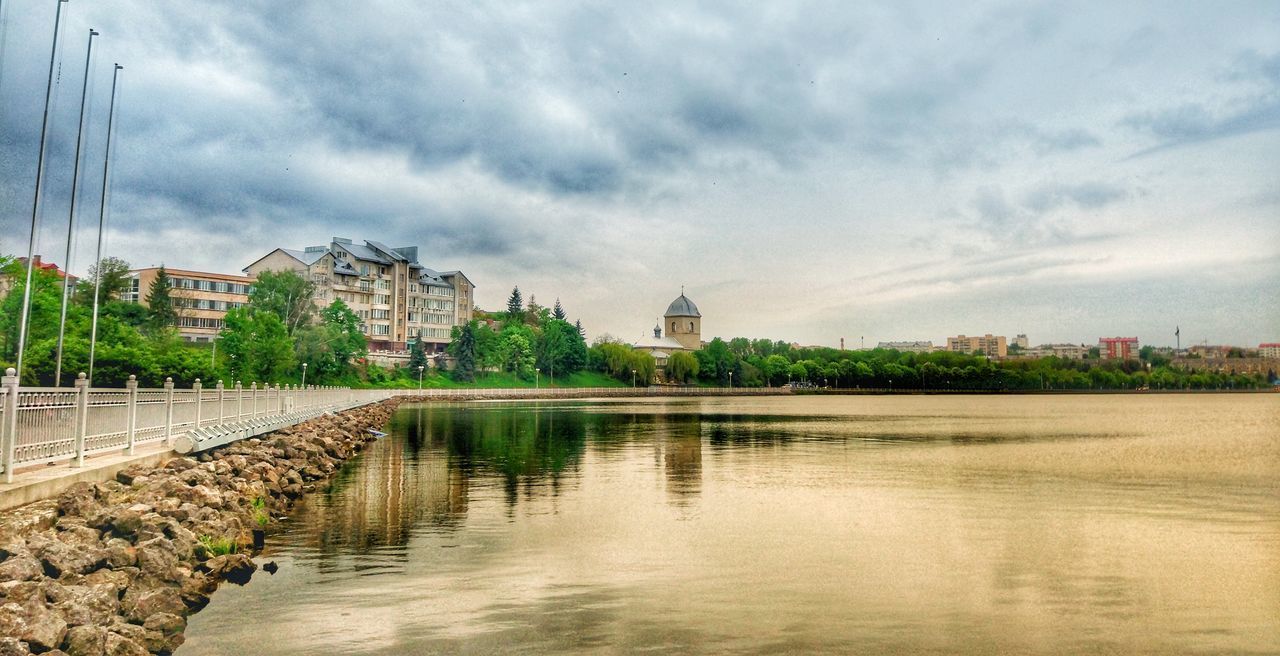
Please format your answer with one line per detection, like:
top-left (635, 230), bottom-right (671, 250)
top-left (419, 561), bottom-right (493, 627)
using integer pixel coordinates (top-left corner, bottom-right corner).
top-left (633, 291), bottom-right (703, 369)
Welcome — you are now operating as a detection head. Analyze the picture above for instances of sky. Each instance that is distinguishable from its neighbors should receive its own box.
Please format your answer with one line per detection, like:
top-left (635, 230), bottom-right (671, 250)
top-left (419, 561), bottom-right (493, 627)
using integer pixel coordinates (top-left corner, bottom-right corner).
top-left (1, 1), bottom-right (1277, 348)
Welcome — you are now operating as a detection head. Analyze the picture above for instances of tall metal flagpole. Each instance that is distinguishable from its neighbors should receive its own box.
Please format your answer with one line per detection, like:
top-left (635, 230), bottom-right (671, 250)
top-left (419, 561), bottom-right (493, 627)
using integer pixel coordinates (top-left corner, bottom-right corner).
top-left (16, 0), bottom-right (70, 381)
top-left (54, 27), bottom-right (99, 387)
top-left (88, 63), bottom-right (122, 384)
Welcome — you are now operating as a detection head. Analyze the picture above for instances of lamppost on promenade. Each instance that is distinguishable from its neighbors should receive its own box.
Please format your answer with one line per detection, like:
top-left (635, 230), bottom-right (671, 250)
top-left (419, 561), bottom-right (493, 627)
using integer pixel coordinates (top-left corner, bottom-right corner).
top-left (55, 27), bottom-right (100, 386)
top-left (535, 368), bottom-right (540, 389)
top-left (417, 365), bottom-right (424, 391)
top-left (300, 362), bottom-right (307, 388)
top-left (88, 63), bottom-right (123, 383)
top-left (728, 371), bottom-right (733, 390)
top-left (631, 369), bottom-right (636, 388)
top-left (16, 0), bottom-right (71, 381)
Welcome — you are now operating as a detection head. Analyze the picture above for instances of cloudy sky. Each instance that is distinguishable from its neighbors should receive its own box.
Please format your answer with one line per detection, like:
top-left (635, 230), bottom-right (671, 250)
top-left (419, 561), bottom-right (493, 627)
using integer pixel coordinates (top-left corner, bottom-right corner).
top-left (1, 1), bottom-right (1277, 348)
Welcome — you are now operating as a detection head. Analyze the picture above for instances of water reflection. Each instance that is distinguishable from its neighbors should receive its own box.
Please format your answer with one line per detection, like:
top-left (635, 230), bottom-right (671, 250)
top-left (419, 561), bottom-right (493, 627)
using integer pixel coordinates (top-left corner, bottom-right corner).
top-left (179, 396), bottom-right (1280, 656)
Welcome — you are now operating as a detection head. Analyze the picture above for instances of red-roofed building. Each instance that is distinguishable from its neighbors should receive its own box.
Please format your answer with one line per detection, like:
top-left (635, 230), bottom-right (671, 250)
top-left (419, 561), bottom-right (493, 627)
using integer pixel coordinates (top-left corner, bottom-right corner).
top-left (1260, 343), bottom-right (1280, 359)
top-left (0, 255), bottom-right (78, 297)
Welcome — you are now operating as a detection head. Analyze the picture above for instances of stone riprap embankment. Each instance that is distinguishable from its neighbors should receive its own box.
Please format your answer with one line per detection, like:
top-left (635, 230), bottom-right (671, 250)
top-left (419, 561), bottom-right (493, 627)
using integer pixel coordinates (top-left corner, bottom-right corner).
top-left (0, 398), bottom-right (407, 656)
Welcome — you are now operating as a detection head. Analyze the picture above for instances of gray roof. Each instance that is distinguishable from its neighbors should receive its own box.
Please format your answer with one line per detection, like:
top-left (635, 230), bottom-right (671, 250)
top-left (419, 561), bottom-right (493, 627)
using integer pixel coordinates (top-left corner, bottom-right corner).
top-left (281, 248), bottom-right (328, 266)
top-left (334, 241), bottom-right (392, 265)
top-left (418, 267), bottom-right (454, 288)
top-left (665, 294), bottom-right (701, 317)
top-left (633, 335), bottom-right (687, 351)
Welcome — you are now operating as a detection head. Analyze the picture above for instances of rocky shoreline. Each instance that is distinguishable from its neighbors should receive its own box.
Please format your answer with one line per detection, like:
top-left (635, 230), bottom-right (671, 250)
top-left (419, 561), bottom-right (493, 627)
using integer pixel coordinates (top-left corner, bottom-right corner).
top-left (0, 398), bottom-right (410, 655)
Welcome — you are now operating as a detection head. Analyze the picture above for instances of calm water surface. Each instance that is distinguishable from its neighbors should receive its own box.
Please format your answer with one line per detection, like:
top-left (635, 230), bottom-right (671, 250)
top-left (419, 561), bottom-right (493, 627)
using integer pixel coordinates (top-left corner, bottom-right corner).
top-left (180, 395), bottom-right (1280, 654)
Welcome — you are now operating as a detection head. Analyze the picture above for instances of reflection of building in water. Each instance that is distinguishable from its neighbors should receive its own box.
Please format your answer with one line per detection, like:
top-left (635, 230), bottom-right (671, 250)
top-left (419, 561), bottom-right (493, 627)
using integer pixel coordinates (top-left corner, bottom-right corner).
top-left (294, 406), bottom-right (468, 559)
top-left (652, 414), bottom-right (702, 503)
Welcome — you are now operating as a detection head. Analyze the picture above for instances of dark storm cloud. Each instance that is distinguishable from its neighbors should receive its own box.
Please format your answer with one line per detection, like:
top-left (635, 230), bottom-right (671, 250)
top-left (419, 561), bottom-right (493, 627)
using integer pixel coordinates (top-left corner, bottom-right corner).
top-left (1121, 50), bottom-right (1280, 156)
top-left (1, 1), bottom-right (1276, 345)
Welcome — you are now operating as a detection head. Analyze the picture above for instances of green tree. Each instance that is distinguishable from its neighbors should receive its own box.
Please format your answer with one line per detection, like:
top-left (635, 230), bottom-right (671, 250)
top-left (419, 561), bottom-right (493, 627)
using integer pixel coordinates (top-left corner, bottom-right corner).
top-left (145, 266), bottom-right (177, 331)
top-left (249, 270), bottom-right (316, 335)
top-left (321, 299), bottom-right (366, 366)
top-left (218, 308), bottom-right (295, 383)
top-left (450, 322), bottom-right (479, 382)
top-left (498, 324), bottom-right (536, 379)
top-left (667, 351), bottom-right (699, 384)
top-left (75, 256), bottom-right (133, 306)
top-left (407, 339), bottom-right (429, 372)
top-left (552, 298), bottom-right (566, 321)
top-left (506, 286), bottom-right (523, 323)
top-left (0, 258), bottom-right (63, 368)
top-left (536, 318), bottom-right (587, 380)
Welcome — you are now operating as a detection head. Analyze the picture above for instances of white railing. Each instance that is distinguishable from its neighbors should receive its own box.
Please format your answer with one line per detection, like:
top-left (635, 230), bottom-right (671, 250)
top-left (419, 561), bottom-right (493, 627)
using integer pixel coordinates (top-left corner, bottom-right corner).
top-left (0, 369), bottom-right (788, 483)
top-left (0, 367), bottom-right (368, 483)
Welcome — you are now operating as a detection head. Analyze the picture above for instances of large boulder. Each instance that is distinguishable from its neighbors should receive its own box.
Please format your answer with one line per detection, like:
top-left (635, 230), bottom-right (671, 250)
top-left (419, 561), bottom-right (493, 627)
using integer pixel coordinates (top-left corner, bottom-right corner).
top-left (199, 554), bottom-right (256, 585)
top-left (133, 539), bottom-right (180, 584)
top-left (141, 613), bottom-right (185, 654)
top-left (26, 532), bottom-right (106, 579)
top-left (178, 573), bottom-right (217, 612)
top-left (62, 625), bottom-right (107, 656)
top-left (54, 583), bottom-right (120, 627)
top-left (120, 586), bottom-right (184, 624)
top-left (56, 484), bottom-right (100, 519)
top-left (0, 600), bottom-right (68, 653)
top-left (102, 632), bottom-right (148, 656)
top-left (0, 554), bottom-right (43, 582)
top-left (0, 638), bottom-right (29, 656)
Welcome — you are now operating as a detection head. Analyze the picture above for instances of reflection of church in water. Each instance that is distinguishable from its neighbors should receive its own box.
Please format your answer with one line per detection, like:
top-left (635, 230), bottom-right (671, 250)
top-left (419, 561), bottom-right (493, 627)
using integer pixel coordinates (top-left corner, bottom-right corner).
top-left (632, 290), bottom-right (704, 370)
top-left (654, 415), bottom-right (703, 504)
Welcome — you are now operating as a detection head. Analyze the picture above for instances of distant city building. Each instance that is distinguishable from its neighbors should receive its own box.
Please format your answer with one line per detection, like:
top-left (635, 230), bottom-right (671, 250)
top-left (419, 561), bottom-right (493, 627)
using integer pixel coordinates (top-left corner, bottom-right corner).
top-left (244, 237), bottom-right (474, 353)
top-left (125, 267), bottom-right (252, 342)
top-left (877, 340), bottom-right (935, 353)
top-left (1024, 343), bottom-right (1087, 360)
top-left (1259, 343), bottom-right (1280, 359)
top-left (946, 334), bottom-right (1007, 358)
top-left (633, 292), bottom-right (703, 369)
top-left (1098, 336), bottom-right (1139, 360)
top-left (0, 255), bottom-right (77, 298)
top-left (1013, 334), bottom-right (1029, 349)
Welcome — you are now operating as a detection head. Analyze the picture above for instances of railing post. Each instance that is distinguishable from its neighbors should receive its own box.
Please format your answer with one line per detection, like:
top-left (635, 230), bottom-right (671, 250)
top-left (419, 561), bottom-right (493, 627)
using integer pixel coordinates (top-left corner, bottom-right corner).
top-left (74, 373), bottom-right (89, 467)
top-left (163, 377), bottom-right (175, 444)
top-left (125, 375), bottom-right (138, 456)
top-left (235, 381), bottom-right (243, 420)
top-left (216, 380), bottom-right (225, 425)
top-left (251, 382), bottom-right (258, 419)
top-left (193, 379), bottom-right (203, 428)
top-left (277, 384), bottom-right (285, 415)
top-left (2, 368), bottom-right (20, 484)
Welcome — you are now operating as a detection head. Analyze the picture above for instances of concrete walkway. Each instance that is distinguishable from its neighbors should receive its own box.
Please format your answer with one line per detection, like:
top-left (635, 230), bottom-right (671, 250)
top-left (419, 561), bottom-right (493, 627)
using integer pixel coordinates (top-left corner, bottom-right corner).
top-left (0, 442), bottom-right (176, 512)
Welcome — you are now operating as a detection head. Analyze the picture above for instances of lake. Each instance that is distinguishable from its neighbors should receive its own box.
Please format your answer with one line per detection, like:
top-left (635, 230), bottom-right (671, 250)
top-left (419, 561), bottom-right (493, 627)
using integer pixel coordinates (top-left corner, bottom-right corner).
top-left (180, 395), bottom-right (1280, 654)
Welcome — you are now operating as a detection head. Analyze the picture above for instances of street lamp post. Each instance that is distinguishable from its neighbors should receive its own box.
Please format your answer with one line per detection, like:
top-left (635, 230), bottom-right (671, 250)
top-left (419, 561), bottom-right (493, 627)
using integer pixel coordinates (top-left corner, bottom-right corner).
top-left (301, 362), bottom-right (307, 388)
top-left (16, 0), bottom-right (71, 381)
top-left (417, 365), bottom-right (424, 391)
top-left (631, 368), bottom-right (637, 388)
top-left (88, 63), bottom-right (123, 384)
top-left (728, 371), bottom-right (733, 390)
top-left (535, 368), bottom-right (540, 389)
top-left (54, 27), bottom-right (99, 386)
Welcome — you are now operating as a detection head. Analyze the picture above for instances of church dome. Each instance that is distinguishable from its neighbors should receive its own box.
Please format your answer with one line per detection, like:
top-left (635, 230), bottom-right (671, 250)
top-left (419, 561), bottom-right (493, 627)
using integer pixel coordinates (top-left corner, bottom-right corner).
top-left (665, 294), bottom-right (701, 318)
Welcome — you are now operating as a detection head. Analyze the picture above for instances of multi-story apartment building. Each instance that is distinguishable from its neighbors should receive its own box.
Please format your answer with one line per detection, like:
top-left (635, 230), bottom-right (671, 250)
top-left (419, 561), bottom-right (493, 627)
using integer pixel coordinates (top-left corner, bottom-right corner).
top-left (243, 237), bottom-right (474, 353)
top-left (1013, 334), bottom-right (1029, 349)
top-left (1023, 343), bottom-right (1087, 359)
top-left (1259, 343), bottom-right (1280, 359)
top-left (946, 334), bottom-right (1007, 358)
top-left (1098, 336), bottom-right (1139, 360)
top-left (124, 267), bottom-right (252, 342)
top-left (876, 341), bottom-right (935, 353)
